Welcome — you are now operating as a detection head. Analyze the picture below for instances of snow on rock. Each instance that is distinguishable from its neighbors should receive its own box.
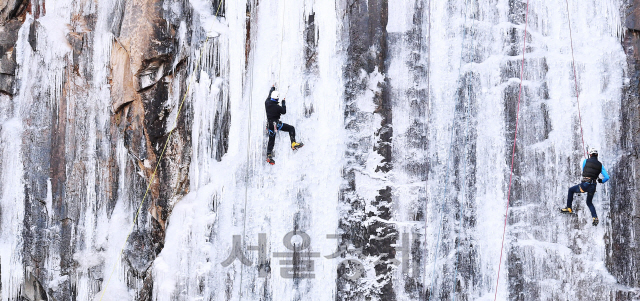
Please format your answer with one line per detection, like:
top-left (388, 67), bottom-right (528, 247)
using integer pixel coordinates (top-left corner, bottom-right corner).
top-left (0, 0), bottom-right (638, 300)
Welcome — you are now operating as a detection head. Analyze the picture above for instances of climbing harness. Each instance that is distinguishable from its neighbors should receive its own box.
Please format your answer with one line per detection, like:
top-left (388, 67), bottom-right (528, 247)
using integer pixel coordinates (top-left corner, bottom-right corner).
top-left (494, 0), bottom-right (530, 300)
top-left (98, 2), bottom-right (225, 300)
top-left (267, 121), bottom-right (283, 136)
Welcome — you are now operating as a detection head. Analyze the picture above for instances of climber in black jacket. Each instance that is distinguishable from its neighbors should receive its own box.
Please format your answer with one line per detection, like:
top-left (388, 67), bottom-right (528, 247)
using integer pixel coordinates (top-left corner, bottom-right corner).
top-left (265, 86), bottom-right (303, 165)
top-left (560, 148), bottom-right (610, 226)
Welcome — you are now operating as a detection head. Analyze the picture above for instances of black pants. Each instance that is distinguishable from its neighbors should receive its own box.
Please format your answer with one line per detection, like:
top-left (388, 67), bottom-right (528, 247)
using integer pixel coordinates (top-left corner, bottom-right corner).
top-left (567, 181), bottom-right (597, 218)
top-left (267, 120), bottom-right (295, 155)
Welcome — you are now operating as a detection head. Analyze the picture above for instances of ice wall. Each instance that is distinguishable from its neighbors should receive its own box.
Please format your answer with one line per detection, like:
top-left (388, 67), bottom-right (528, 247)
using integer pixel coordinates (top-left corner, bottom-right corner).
top-left (0, 0), bottom-right (638, 300)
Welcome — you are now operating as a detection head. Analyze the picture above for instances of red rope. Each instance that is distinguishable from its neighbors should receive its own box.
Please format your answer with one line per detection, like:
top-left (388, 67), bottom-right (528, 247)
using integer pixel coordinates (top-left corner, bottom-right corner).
top-left (565, 0), bottom-right (587, 159)
top-left (493, 1), bottom-right (529, 299)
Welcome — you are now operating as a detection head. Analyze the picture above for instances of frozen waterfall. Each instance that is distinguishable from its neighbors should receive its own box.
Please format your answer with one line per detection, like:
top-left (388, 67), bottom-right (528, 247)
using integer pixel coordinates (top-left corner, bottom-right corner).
top-left (0, 0), bottom-right (638, 300)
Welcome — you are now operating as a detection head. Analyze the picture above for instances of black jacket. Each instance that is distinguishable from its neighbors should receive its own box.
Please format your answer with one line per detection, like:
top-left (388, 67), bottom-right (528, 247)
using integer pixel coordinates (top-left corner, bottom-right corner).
top-left (582, 156), bottom-right (603, 179)
top-left (265, 87), bottom-right (286, 121)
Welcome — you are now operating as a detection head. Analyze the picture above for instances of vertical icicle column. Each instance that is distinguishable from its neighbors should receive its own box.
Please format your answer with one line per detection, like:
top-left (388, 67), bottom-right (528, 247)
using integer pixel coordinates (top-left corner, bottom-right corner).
top-left (338, 0), bottom-right (398, 300)
top-left (0, 1), bottom-right (30, 298)
top-left (0, 59), bottom-right (25, 301)
top-left (18, 1), bottom-right (78, 299)
top-left (10, 0), bottom-right (126, 299)
top-left (611, 0), bottom-right (640, 299)
top-left (386, 0), bottom-right (431, 299)
top-left (421, 0), bottom-right (488, 299)
top-left (152, 0), bottom-right (234, 299)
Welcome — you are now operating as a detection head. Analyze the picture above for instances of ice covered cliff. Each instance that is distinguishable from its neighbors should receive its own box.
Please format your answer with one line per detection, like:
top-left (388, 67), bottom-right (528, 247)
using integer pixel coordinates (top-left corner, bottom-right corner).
top-left (0, 0), bottom-right (639, 300)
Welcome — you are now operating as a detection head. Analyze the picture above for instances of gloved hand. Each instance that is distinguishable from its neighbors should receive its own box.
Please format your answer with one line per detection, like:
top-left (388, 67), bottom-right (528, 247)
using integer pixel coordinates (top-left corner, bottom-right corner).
top-left (270, 86), bottom-right (275, 91)
top-left (597, 178), bottom-right (603, 183)
top-left (282, 98), bottom-right (286, 106)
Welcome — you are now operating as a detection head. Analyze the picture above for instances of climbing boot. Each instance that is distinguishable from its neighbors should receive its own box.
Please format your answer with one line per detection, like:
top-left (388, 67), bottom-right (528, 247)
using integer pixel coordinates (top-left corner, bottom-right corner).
top-left (266, 153), bottom-right (275, 165)
top-left (291, 142), bottom-right (304, 150)
top-left (559, 207), bottom-right (573, 214)
top-left (592, 217), bottom-right (599, 226)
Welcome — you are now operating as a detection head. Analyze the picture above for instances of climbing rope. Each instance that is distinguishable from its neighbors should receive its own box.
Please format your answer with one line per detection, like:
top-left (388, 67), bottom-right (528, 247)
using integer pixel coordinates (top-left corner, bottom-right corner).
top-left (493, 0), bottom-right (530, 300)
top-left (98, 2), bottom-right (224, 300)
top-left (565, 0), bottom-right (587, 159)
top-left (240, 0), bottom-right (257, 299)
top-left (277, 0), bottom-right (287, 88)
top-left (428, 0), bottom-right (471, 299)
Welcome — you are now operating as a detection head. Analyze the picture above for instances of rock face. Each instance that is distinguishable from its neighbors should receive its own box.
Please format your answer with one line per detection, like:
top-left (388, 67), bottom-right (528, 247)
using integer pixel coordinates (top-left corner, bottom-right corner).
top-left (0, 0), bottom-right (27, 95)
top-left (108, 0), bottom-right (194, 289)
top-left (338, 0), bottom-right (397, 300)
top-left (0, 0), bottom-right (198, 299)
top-left (0, 0), bottom-right (639, 300)
top-left (609, 1), bottom-right (640, 300)
top-left (109, 0), bottom-right (191, 233)
top-left (0, 0), bottom-right (28, 23)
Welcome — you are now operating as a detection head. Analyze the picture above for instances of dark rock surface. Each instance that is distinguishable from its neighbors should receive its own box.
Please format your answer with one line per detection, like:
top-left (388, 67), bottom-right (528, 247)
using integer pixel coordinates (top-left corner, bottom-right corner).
top-left (0, 0), bottom-right (27, 25)
top-left (0, 0), bottom-right (27, 95)
top-left (609, 1), bottom-right (640, 300)
top-left (9, 0), bottom-right (197, 300)
top-left (338, 0), bottom-right (397, 300)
